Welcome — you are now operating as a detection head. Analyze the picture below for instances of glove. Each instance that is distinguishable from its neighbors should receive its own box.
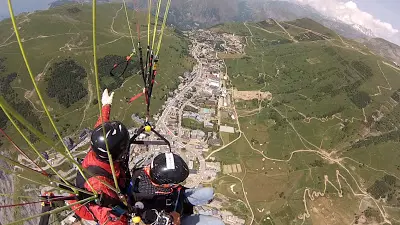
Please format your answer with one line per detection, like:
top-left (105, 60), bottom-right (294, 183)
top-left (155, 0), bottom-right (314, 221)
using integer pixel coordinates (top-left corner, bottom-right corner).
top-left (102, 89), bottom-right (114, 106)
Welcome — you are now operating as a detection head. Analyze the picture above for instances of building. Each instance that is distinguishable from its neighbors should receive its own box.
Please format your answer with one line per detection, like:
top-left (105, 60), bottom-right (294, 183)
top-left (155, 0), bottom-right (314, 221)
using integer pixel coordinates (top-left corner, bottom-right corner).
top-left (200, 108), bottom-right (215, 115)
top-left (202, 87), bottom-right (213, 96)
top-left (189, 169), bottom-right (198, 174)
top-left (209, 81), bottom-right (220, 88)
top-left (219, 125), bottom-right (235, 133)
top-left (63, 137), bottom-right (74, 150)
top-left (206, 162), bottom-right (221, 172)
top-left (79, 128), bottom-right (90, 141)
top-left (204, 121), bottom-right (214, 129)
top-left (188, 160), bottom-right (194, 169)
top-left (221, 211), bottom-right (245, 225)
top-left (191, 130), bottom-right (206, 139)
top-left (208, 138), bottom-right (222, 146)
top-left (131, 114), bottom-right (145, 125)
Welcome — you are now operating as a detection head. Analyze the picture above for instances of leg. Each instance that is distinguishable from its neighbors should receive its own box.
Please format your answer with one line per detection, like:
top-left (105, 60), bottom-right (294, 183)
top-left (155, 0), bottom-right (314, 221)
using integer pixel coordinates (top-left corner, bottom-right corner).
top-left (184, 187), bottom-right (214, 206)
top-left (181, 215), bottom-right (225, 225)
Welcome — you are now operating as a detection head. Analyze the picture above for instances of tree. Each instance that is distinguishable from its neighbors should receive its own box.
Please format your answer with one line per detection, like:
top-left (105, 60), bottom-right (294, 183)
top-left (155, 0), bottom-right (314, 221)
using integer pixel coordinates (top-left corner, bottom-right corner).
top-left (92, 98), bottom-right (98, 105)
top-left (46, 59), bottom-right (88, 108)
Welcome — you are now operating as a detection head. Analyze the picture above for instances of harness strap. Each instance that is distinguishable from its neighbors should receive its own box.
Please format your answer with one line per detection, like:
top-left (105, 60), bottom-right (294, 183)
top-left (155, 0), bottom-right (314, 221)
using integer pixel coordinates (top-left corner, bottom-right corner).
top-left (76, 166), bottom-right (125, 208)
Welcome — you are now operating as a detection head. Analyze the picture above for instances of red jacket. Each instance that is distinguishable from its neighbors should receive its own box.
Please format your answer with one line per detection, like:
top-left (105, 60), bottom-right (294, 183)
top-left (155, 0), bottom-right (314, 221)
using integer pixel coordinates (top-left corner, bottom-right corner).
top-left (69, 104), bottom-right (128, 225)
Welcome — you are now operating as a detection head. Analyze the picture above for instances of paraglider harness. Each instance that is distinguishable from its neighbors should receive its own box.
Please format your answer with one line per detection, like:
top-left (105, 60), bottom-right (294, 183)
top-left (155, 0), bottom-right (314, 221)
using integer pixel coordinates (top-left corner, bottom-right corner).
top-left (128, 166), bottom-right (194, 215)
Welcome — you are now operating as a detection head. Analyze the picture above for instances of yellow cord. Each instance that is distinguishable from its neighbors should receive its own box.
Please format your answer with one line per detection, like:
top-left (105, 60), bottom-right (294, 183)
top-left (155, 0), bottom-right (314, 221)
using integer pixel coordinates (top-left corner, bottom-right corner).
top-left (147, 0), bottom-right (152, 46)
top-left (123, 0), bottom-right (136, 53)
top-left (8, 195), bottom-right (97, 225)
top-left (156, 0), bottom-right (171, 55)
top-left (0, 104), bottom-right (82, 193)
top-left (0, 162), bottom-right (82, 195)
top-left (92, 0), bottom-right (121, 195)
top-left (0, 97), bottom-right (118, 193)
top-left (7, 0), bottom-right (95, 194)
top-left (151, 0), bottom-right (163, 48)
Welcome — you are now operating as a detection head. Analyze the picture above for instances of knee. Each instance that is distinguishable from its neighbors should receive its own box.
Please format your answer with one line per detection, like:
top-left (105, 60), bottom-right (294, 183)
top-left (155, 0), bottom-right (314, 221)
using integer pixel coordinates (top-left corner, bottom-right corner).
top-left (197, 187), bottom-right (214, 200)
top-left (212, 218), bottom-right (225, 225)
top-left (201, 216), bottom-right (225, 225)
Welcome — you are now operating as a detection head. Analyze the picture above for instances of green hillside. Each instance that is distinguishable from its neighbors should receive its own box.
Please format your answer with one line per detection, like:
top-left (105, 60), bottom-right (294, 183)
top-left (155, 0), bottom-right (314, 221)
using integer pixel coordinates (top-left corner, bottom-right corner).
top-left (209, 20), bottom-right (400, 224)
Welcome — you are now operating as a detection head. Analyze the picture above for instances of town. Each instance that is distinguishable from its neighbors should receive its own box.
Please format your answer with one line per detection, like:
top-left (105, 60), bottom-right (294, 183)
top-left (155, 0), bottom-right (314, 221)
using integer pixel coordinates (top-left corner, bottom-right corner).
top-left (128, 29), bottom-right (246, 225)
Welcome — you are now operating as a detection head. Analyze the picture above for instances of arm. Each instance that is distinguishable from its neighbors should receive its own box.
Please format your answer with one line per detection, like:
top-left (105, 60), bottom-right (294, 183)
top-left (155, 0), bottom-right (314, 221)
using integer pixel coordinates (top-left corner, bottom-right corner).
top-left (94, 89), bottom-right (114, 128)
top-left (88, 205), bottom-right (129, 225)
top-left (94, 104), bottom-right (111, 128)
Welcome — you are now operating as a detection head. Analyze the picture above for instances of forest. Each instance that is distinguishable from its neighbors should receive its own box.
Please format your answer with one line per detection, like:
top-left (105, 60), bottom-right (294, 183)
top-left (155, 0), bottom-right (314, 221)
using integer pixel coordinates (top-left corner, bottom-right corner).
top-left (294, 32), bottom-right (324, 42)
top-left (367, 175), bottom-right (399, 205)
top-left (351, 129), bottom-right (400, 149)
top-left (0, 57), bottom-right (6, 73)
top-left (46, 59), bottom-right (88, 108)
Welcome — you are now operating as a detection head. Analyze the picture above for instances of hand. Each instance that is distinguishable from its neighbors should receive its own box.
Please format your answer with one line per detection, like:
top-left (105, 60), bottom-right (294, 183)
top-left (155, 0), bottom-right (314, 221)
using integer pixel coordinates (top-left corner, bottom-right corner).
top-left (101, 89), bottom-right (114, 106)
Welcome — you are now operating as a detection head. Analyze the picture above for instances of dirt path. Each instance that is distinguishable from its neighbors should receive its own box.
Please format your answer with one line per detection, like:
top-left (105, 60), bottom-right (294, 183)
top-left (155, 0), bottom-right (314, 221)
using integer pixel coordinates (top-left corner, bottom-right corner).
top-left (383, 61), bottom-right (400, 73)
top-left (370, 61), bottom-right (392, 97)
top-left (18, 58), bottom-right (56, 113)
top-left (243, 22), bottom-right (256, 47)
top-left (273, 19), bottom-right (298, 43)
top-left (78, 62), bottom-right (94, 130)
top-left (233, 89), bottom-right (272, 101)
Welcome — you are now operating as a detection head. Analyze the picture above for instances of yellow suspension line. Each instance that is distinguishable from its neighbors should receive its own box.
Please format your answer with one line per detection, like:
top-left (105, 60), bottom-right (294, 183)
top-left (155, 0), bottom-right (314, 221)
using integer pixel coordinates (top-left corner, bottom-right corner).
top-left (147, 0), bottom-right (152, 46)
top-left (0, 154), bottom-right (93, 195)
top-left (7, 0), bottom-right (95, 194)
top-left (92, 0), bottom-right (121, 195)
top-left (123, 0), bottom-right (136, 53)
top-left (156, 0), bottom-right (171, 56)
top-left (0, 97), bottom-right (119, 194)
top-left (151, 0), bottom-right (162, 49)
top-left (0, 165), bottom-right (77, 195)
top-left (7, 196), bottom-right (97, 225)
top-left (0, 193), bottom-right (36, 200)
top-left (0, 105), bottom-right (79, 193)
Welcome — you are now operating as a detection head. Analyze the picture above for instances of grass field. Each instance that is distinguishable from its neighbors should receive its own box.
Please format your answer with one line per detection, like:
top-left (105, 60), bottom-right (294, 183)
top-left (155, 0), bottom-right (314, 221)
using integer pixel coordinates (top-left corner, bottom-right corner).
top-left (210, 20), bottom-right (400, 224)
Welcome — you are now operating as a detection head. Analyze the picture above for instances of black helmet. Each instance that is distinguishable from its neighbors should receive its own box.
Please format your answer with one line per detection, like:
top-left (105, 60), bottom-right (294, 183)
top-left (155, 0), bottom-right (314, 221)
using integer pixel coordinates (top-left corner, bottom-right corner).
top-left (149, 153), bottom-right (189, 185)
top-left (91, 121), bottom-right (130, 161)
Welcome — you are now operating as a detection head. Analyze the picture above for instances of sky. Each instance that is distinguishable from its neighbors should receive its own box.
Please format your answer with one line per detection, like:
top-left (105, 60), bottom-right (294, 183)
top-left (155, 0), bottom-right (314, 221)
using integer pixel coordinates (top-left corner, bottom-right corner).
top-left (353, 0), bottom-right (400, 30)
top-left (1, 0), bottom-right (399, 44)
top-left (0, 0), bottom-right (54, 20)
top-left (293, 0), bottom-right (400, 44)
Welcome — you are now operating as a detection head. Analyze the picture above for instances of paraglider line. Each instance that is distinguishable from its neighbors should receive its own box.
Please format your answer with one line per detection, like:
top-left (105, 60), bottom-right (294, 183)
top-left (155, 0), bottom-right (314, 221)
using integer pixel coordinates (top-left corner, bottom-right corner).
top-left (92, 0), bottom-right (123, 200)
top-left (7, 0), bottom-right (93, 193)
top-left (0, 127), bottom-right (48, 176)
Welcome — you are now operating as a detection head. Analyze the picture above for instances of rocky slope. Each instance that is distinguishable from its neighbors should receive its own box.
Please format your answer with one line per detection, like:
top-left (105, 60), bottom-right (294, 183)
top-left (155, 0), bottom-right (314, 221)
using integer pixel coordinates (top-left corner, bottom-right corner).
top-left (360, 38), bottom-right (400, 65)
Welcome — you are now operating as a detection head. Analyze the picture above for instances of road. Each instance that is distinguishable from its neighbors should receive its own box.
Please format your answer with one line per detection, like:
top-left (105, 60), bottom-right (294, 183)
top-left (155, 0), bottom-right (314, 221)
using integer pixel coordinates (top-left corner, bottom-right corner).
top-left (152, 39), bottom-right (208, 187)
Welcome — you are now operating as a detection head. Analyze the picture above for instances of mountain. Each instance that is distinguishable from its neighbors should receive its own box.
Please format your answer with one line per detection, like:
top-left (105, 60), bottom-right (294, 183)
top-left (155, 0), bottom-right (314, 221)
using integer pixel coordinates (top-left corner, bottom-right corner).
top-left (163, 0), bottom-right (400, 65)
top-left (48, 0), bottom-right (393, 46)
top-left (360, 38), bottom-right (400, 65)
top-left (320, 18), bottom-right (370, 39)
